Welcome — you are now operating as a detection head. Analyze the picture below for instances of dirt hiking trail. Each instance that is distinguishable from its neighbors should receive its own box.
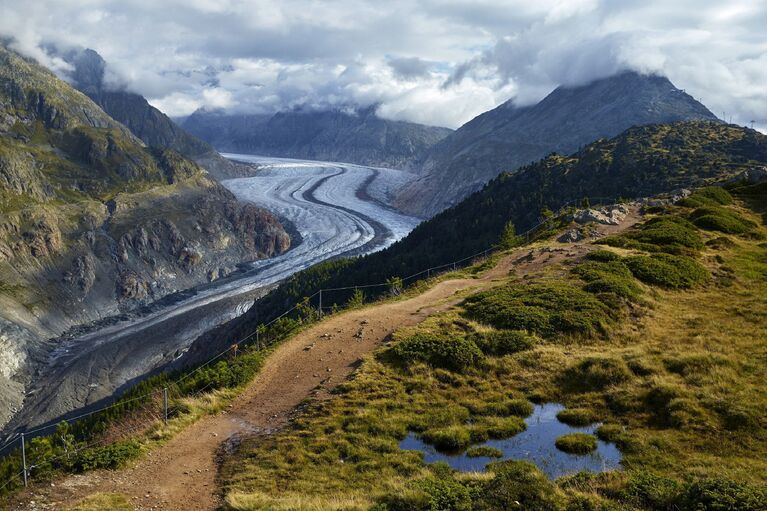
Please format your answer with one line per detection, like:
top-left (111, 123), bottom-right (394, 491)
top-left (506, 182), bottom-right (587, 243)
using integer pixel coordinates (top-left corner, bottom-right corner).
top-left (8, 207), bottom-right (641, 511)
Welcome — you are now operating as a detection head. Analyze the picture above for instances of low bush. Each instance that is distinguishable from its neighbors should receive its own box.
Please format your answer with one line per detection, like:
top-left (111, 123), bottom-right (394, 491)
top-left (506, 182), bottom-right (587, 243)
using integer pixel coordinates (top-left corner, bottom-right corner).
top-left (479, 460), bottom-right (564, 511)
top-left (689, 206), bottom-right (756, 234)
top-left (389, 333), bottom-right (484, 372)
top-left (70, 440), bottom-right (142, 472)
top-left (623, 470), bottom-right (683, 510)
top-left (465, 446), bottom-right (503, 458)
top-left (680, 477), bottom-right (767, 511)
top-left (622, 471), bottom-right (767, 511)
top-left (556, 408), bottom-right (597, 427)
top-left (624, 254), bottom-right (709, 289)
top-left (418, 475), bottom-right (473, 511)
top-left (473, 330), bottom-right (536, 356)
top-left (555, 433), bottom-right (598, 454)
top-left (463, 283), bottom-right (614, 339)
top-left (573, 260), bottom-right (643, 301)
top-left (585, 250), bottom-right (622, 262)
top-left (562, 357), bottom-right (633, 392)
top-left (597, 217), bottom-right (704, 254)
top-left (678, 186), bottom-right (734, 207)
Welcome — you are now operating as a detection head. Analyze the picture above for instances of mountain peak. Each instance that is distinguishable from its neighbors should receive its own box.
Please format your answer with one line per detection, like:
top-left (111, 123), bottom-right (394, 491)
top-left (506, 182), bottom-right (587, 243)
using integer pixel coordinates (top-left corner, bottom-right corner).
top-left (396, 70), bottom-right (718, 217)
top-left (70, 48), bottom-right (106, 94)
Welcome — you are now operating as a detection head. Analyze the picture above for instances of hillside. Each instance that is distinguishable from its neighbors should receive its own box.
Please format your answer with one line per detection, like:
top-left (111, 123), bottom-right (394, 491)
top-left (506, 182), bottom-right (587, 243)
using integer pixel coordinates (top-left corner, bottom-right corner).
top-left (181, 106), bottom-right (453, 169)
top-left (5, 183), bottom-right (766, 511)
top-left (184, 121), bottom-right (767, 363)
top-left (219, 185), bottom-right (767, 510)
top-left (396, 71), bottom-right (719, 217)
top-left (66, 49), bottom-right (248, 179)
top-left (0, 45), bottom-right (290, 429)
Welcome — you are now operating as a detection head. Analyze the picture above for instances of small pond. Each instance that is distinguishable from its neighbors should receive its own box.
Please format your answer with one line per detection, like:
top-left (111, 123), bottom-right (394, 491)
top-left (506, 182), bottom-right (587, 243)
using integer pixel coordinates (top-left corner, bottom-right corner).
top-left (399, 403), bottom-right (621, 479)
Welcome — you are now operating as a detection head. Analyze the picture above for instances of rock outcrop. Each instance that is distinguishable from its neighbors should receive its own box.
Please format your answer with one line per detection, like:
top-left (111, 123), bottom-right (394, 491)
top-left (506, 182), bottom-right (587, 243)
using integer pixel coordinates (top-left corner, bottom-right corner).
top-left (0, 44), bottom-right (290, 429)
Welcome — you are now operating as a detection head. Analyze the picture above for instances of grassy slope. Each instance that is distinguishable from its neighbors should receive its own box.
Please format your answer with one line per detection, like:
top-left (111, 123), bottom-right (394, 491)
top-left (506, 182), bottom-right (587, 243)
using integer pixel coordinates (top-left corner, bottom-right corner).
top-left (221, 187), bottom-right (767, 511)
top-left (206, 121), bottom-right (767, 351)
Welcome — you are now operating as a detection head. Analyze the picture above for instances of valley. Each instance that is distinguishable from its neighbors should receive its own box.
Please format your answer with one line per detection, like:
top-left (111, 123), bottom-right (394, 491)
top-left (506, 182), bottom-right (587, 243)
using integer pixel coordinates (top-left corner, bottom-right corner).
top-left (2, 156), bottom-right (420, 438)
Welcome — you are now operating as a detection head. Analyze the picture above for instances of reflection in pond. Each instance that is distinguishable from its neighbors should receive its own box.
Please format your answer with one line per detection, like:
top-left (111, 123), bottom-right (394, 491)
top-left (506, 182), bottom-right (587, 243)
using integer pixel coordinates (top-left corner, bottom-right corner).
top-left (399, 403), bottom-right (621, 479)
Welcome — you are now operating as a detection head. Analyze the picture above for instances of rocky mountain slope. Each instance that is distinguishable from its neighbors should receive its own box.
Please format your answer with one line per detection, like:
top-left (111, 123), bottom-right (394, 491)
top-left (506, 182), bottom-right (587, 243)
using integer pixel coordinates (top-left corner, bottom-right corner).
top-left (0, 44), bottom-right (290, 428)
top-left (66, 49), bottom-right (249, 179)
top-left (186, 121), bottom-right (767, 363)
top-left (396, 71), bottom-right (719, 217)
top-left (181, 106), bottom-right (453, 169)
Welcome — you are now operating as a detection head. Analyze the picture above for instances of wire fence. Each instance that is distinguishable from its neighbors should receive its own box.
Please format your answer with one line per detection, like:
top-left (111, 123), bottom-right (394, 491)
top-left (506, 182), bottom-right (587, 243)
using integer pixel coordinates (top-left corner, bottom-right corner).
top-left (0, 195), bottom-right (623, 494)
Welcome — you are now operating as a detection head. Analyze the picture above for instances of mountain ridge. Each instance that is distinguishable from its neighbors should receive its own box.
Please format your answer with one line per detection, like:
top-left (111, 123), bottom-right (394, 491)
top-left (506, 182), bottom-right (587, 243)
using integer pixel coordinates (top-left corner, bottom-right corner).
top-left (181, 105), bottom-right (453, 170)
top-left (66, 48), bottom-right (250, 179)
top-left (395, 71), bottom-right (719, 217)
top-left (0, 44), bottom-right (290, 429)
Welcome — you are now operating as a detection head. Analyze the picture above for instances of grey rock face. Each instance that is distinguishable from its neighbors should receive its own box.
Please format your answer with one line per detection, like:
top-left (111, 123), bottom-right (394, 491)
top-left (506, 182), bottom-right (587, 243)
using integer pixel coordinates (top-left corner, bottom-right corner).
top-left (182, 106), bottom-right (453, 170)
top-left (0, 43), bottom-right (290, 430)
top-left (396, 71), bottom-right (719, 218)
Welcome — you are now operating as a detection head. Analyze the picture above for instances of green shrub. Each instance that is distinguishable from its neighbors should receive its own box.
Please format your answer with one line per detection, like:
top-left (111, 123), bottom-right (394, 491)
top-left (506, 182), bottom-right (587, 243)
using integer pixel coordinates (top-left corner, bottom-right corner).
top-left (563, 357), bottom-right (633, 392)
top-left (623, 470), bottom-right (683, 510)
top-left (680, 478), bottom-right (767, 511)
top-left (70, 440), bottom-right (141, 472)
top-left (390, 333), bottom-right (484, 372)
top-left (418, 476), bottom-right (473, 511)
top-left (421, 426), bottom-right (472, 451)
top-left (556, 408), bottom-right (597, 427)
top-left (597, 217), bottom-right (704, 254)
top-left (689, 206), bottom-right (756, 234)
top-left (473, 330), bottom-right (536, 356)
top-left (573, 260), bottom-right (643, 301)
top-left (479, 460), bottom-right (564, 510)
top-left (466, 446), bottom-right (504, 458)
top-left (463, 283), bottom-right (614, 339)
top-left (585, 250), bottom-right (622, 262)
top-left (681, 186), bottom-right (734, 207)
top-left (624, 254), bottom-right (709, 289)
top-left (555, 433), bottom-right (597, 454)
top-left (566, 493), bottom-right (622, 511)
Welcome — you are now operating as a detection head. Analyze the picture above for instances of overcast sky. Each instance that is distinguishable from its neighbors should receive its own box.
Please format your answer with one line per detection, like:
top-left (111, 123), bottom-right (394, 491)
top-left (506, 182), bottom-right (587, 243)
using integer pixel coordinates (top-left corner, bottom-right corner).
top-left (0, 0), bottom-right (765, 130)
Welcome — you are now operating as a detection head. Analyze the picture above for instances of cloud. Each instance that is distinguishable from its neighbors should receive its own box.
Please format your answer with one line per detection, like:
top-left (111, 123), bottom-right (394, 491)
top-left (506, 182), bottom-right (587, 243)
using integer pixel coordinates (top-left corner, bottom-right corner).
top-left (0, 0), bottom-right (765, 130)
top-left (388, 57), bottom-right (432, 79)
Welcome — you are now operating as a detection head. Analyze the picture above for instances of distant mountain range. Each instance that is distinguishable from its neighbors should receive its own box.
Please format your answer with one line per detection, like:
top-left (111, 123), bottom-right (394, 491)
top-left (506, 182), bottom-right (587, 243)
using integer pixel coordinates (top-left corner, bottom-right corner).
top-left (395, 72), bottom-right (719, 217)
top-left (181, 106), bottom-right (453, 169)
top-left (179, 71), bottom-right (719, 219)
top-left (65, 49), bottom-right (247, 179)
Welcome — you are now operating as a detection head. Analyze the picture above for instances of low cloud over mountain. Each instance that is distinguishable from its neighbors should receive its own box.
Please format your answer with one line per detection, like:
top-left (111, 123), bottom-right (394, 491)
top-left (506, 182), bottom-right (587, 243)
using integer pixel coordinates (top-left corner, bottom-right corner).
top-left (0, 1), bottom-right (765, 130)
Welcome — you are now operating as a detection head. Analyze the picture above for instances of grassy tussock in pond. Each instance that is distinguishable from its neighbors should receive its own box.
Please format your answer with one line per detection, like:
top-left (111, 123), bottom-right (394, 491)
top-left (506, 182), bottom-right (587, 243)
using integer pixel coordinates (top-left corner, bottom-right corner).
top-left (221, 188), bottom-right (767, 511)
